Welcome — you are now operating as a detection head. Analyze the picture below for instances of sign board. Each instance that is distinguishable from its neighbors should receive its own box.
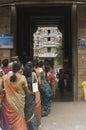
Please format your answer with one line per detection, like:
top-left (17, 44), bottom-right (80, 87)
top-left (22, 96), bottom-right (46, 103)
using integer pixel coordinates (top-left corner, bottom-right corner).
top-left (0, 0), bottom-right (13, 4)
top-left (78, 37), bottom-right (86, 48)
top-left (0, 34), bottom-right (14, 49)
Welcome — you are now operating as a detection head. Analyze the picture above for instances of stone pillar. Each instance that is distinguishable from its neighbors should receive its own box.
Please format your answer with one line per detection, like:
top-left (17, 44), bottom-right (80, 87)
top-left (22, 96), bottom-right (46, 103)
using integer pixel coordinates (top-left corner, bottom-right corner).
top-left (72, 4), bottom-right (78, 101)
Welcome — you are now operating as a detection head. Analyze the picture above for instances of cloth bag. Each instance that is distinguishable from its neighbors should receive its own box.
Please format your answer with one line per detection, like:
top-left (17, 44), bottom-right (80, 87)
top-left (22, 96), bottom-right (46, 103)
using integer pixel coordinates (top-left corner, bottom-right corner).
top-left (32, 72), bottom-right (39, 92)
top-left (32, 82), bottom-right (39, 92)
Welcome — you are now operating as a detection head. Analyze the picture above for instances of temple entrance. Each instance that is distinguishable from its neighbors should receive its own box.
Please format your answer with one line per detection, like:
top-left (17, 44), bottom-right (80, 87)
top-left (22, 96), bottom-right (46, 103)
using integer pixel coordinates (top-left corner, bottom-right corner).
top-left (16, 5), bottom-right (73, 101)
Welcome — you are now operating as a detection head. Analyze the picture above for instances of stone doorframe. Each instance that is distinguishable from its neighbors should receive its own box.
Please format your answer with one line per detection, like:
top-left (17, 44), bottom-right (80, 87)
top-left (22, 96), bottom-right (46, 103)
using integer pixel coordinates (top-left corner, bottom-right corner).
top-left (10, 3), bottom-right (78, 101)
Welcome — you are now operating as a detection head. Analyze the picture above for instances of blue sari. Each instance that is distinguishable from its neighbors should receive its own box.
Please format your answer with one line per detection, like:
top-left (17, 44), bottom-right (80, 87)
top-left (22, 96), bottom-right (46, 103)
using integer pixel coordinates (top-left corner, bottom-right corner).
top-left (25, 77), bottom-right (41, 130)
top-left (39, 71), bottom-right (53, 117)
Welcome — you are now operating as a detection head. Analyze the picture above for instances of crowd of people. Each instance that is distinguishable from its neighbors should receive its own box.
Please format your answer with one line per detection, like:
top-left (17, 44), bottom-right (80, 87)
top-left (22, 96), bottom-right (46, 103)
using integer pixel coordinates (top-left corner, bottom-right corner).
top-left (0, 58), bottom-right (59, 130)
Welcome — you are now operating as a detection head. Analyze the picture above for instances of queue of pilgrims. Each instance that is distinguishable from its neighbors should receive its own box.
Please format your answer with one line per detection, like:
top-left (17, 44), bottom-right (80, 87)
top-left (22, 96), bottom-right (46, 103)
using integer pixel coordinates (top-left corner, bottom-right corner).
top-left (0, 57), bottom-right (59, 130)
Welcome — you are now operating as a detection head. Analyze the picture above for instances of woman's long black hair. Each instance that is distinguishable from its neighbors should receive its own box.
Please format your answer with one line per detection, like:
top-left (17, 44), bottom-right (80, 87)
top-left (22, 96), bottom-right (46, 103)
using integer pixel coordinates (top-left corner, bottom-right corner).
top-left (10, 61), bottom-right (22, 82)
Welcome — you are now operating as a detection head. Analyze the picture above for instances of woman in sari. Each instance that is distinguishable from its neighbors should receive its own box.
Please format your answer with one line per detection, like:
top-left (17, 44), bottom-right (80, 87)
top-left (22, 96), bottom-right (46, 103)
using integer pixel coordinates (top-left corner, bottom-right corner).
top-left (0, 61), bottom-right (28, 130)
top-left (32, 61), bottom-right (41, 120)
top-left (35, 61), bottom-right (53, 117)
top-left (45, 65), bottom-right (59, 98)
top-left (23, 63), bottom-right (41, 130)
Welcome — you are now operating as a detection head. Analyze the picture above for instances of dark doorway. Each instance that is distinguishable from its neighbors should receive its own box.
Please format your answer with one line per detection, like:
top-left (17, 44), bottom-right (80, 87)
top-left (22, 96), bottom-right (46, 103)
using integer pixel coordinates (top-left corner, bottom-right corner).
top-left (16, 6), bottom-right (73, 101)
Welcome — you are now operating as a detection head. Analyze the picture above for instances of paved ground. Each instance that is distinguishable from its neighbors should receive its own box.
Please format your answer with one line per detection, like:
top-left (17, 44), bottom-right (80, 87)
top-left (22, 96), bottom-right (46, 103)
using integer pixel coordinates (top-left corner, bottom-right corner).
top-left (41, 101), bottom-right (86, 130)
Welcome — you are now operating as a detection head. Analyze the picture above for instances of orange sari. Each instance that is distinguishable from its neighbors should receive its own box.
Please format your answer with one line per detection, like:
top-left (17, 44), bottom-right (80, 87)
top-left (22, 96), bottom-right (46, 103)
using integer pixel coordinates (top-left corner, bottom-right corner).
top-left (3, 74), bottom-right (28, 130)
top-left (35, 91), bottom-right (41, 120)
top-left (47, 71), bottom-right (57, 98)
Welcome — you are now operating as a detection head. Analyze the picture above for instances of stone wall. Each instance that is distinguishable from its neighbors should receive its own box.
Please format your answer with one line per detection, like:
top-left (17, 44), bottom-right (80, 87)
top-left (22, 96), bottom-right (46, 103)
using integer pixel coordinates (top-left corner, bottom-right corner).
top-left (77, 5), bottom-right (86, 100)
top-left (0, 6), bottom-right (11, 62)
top-left (78, 49), bottom-right (86, 100)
